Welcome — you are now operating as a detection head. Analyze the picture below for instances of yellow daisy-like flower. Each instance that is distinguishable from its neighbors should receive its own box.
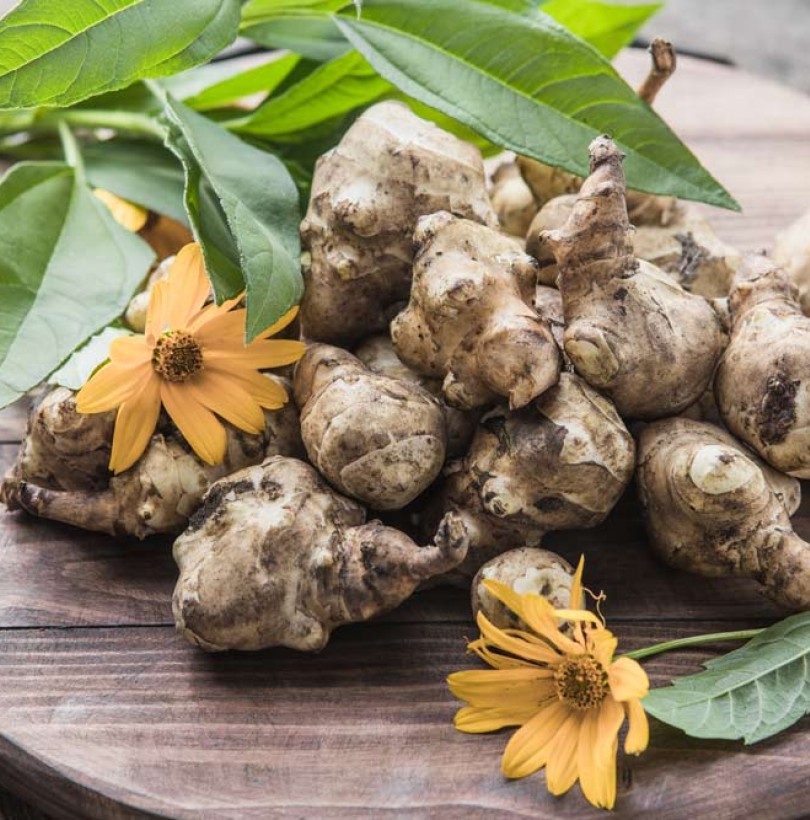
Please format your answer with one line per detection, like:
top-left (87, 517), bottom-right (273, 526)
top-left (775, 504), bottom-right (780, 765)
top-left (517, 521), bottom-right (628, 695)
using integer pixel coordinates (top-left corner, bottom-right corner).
top-left (448, 559), bottom-right (649, 810)
top-left (76, 242), bottom-right (305, 474)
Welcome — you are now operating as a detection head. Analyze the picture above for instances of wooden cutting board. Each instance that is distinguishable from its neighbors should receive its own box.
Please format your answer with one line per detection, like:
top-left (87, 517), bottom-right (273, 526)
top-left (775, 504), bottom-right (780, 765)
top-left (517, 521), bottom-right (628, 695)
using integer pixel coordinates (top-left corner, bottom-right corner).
top-left (2, 49), bottom-right (810, 819)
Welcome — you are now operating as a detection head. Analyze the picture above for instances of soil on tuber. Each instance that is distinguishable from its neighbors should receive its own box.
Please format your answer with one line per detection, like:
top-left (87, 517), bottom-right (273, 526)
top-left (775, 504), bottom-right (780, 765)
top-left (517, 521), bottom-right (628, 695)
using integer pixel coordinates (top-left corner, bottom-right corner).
top-left (429, 372), bottom-right (634, 583)
top-left (353, 333), bottom-right (480, 457)
top-left (172, 456), bottom-right (469, 651)
top-left (299, 101), bottom-right (497, 344)
top-left (541, 136), bottom-right (725, 419)
top-left (294, 344), bottom-right (447, 510)
top-left (1, 383), bottom-right (303, 538)
top-left (637, 417), bottom-right (809, 610)
top-left (391, 211), bottom-right (561, 410)
top-left (715, 254), bottom-right (810, 476)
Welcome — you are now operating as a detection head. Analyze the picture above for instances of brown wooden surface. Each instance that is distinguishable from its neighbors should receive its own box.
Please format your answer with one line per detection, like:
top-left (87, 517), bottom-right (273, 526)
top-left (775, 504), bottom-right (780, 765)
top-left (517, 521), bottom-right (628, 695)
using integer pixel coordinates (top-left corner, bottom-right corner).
top-left (2, 50), bottom-right (810, 819)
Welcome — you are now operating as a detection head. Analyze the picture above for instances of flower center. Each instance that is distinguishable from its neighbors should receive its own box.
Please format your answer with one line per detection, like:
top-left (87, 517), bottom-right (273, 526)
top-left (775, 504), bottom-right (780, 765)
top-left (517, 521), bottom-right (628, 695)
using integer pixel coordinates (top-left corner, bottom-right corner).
top-left (152, 331), bottom-right (203, 382)
top-left (554, 655), bottom-right (609, 710)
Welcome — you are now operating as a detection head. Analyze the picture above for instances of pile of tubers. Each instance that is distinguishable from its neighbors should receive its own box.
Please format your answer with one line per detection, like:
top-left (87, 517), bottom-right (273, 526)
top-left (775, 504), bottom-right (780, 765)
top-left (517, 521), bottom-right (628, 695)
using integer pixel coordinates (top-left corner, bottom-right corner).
top-left (5, 44), bottom-right (810, 653)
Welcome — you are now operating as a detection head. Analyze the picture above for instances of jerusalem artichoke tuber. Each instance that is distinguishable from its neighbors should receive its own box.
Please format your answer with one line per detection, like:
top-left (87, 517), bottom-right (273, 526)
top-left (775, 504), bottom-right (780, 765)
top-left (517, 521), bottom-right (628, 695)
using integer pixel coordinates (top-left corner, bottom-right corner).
top-left (637, 417), bottom-right (809, 610)
top-left (1, 382), bottom-right (303, 538)
top-left (294, 344), bottom-right (447, 510)
top-left (471, 548), bottom-right (575, 629)
top-left (773, 207), bottom-right (810, 314)
top-left (299, 101), bottom-right (497, 344)
top-left (391, 211), bottom-right (561, 410)
top-left (353, 334), bottom-right (480, 457)
top-left (715, 254), bottom-right (810, 476)
top-left (172, 456), bottom-right (469, 652)
top-left (430, 372), bottom-right (634, 582)
top-left (489, 159), bottom-right (538, 238)
top-left (541, 136), bottom-right (725, 419)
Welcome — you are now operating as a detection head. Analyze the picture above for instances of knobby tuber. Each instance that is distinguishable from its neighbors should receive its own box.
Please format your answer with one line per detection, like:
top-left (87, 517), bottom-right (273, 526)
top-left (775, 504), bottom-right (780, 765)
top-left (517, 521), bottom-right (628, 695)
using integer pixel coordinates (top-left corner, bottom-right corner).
top-left (1, 383), bottom-right (303, 538)
top-left (391, 211), bottom-right (560, 410)
top-left (773, 207), bottom-right (810, 314)
top-left (526, 193), bottom-right (739, 299)
top-left (299, 101), bottom-right (497, 344)
top-left (294, 344), bottom-right (446, 510)
top-left (471, 548), bottom-right (574, 629)
top-left (172, 456), bottom-right (469, 651)
top-left (353, 334), bottom-right (480, 457)
top-left (542, 136), bottom-right (725, 419)
top-left (715, 254), bottom-right (810, 476)
top-left (431, 372), bottom-right (634, 582)
top-left (489, 159), bottom-right (538, 238)
top-left (637, 417), bottom-right (809, 610)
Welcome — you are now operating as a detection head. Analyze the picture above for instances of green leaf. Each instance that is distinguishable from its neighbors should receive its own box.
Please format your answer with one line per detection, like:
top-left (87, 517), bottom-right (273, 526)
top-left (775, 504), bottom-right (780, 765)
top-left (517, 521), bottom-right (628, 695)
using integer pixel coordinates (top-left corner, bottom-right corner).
top-left (241, 1), bottom-right (352, 61)
top-left (333, 0), bottom-right (738, 210)
top-left (0, 0), bottom-right (241, 110)
top-left (162, 97), bottom-right (303, 341)
top-left (84, 140), bottom-right (188, 224)
top-left (643, 613), bottom-right (810, 744)
top-left (163, 53), bottom-right (301, 112)
top-left (542, 0), bottom-right (662, 59)
top-left (0, 162), bottom-right (154, 409)
top-left (233, 50), bottom-right (390, 138)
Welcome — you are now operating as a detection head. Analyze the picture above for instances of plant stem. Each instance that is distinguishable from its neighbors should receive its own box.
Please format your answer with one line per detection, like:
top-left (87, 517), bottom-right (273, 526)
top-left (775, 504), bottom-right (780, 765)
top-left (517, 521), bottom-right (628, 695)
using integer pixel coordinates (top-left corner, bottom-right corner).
top-left (0, 109), bottom-right (166, 140)
top-left (57, 121), bottom-right (84, 177)
top-left (622, 628), bottom-right (765, 661)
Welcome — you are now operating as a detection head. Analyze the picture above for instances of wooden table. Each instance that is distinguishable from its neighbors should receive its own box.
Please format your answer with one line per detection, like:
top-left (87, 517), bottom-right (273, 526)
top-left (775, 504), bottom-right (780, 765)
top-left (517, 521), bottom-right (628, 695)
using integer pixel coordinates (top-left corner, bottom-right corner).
top-left (2, 50), bottom-right (810, 819)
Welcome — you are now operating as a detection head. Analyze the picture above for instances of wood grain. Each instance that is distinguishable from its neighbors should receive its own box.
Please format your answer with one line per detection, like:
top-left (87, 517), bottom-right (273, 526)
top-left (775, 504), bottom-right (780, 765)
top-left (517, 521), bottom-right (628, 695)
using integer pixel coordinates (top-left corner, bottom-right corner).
top-left (1, 49), bottom-right (810, 819)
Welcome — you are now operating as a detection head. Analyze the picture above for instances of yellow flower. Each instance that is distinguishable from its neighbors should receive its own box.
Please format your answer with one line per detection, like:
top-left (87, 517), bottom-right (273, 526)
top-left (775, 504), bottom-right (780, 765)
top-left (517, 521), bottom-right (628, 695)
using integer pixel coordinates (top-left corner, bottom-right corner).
top-left (94, 188), bottom-right (149, 232)
top-left (76, 243), bottom-right (305, 474)
top-left (448, 559), bottom-right (649, 810)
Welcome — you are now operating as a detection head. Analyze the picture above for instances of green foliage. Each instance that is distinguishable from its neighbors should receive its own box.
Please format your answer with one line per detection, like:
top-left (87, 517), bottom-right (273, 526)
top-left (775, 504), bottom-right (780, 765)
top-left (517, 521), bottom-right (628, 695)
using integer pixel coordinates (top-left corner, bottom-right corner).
top-left (163, 54), bottom-right (301, 112)
top-left (542, 0), bottom-right (662, 58)
top-left (162, 98), bottom-right (303, 342)
top-left (232, 51), bottom-right (390, 138)
top-left (334, 0), bottom-right (737, 209)
top-left (83, 141), bottom-right (188, 224)
top-left (644, 613), bottom-right (810, 744)
top-left (241, 0), bottom-right (352, 61)
top-left (0, 162), bottom-right (153, 408)
top-left (0, 0), bottom-right (241, 110)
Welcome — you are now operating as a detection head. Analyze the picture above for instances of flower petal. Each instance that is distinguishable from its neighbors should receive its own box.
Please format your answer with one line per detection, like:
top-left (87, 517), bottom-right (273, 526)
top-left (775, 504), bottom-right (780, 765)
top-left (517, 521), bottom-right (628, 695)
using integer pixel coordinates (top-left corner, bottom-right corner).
top-left (215, 367), bottom-right (288, 410)
top-left (608, 657), bottom-right (649, 702)
top-left (161, 381), bottom-right (227, 465)
top-left (76, 360), bottom-right (152, 414)
top-left (448, 668), bottom-right (554, 708)
top-left (577, 697), bottom-right (623, 810)
top-left (109, 335), bottom-right (151, 367)
top-left (588, 626), bottom-right (618, 670)
top-left (544, 712), bottom-right (582, 796)
top-left (454, 705), bottom-right (539, 734)
top-left (569, 555), bottom-right (585, 610)
top-left (109, 373), bottom-right (161, 474)
top-left (476, 612), bottom-right (562, 665)
top-left (624, 699), bottom-right (649, 755)
top-left (205, 339), bottom-right (307, 370)
top-left (94, 188), bottom-right (148, 232)
top-left (166, 243), bottom-right (211, 329)
top-left (501, 700), bottom-right (571, 779)
top-left (468, 639), bottom-right (536, 671)
top-left (145, 279), bottom-right (169, 343)
top-left (186, 370), bottom-right (266, 435)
